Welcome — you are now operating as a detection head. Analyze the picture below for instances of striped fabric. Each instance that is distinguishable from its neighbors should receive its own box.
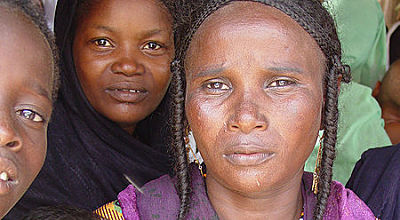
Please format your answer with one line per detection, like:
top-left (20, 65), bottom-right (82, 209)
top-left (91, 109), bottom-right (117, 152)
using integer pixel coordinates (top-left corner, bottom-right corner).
top-left (95, 200), bottom-right (125, 220)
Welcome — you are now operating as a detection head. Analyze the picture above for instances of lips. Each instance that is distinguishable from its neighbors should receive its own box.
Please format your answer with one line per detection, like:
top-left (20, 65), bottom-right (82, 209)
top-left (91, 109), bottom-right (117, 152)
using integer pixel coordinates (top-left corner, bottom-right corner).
top-left (105, 82), bottom-right (148, 103)
top-left (0, 156), bottom-right (18, 196)
top-left (223, 143), bottom-right (275, 166)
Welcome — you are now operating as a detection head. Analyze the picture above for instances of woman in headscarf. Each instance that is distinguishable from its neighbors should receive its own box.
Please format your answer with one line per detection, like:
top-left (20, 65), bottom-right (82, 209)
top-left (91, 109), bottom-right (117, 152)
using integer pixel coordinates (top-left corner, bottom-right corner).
top-left (6, 0), bottom-right (176, 219)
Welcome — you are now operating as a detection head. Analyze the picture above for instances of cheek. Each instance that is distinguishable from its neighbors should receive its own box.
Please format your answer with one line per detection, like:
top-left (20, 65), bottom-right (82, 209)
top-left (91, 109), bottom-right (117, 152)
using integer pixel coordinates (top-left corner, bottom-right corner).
top-left (186, 94), bottom-right (227, 159)
top-left (150, 64), bottom-right (172, 96)
top-left (73, 43), bottom-right (105, 89)
top-left (275, 92), bottom-right (322, 159)
top-left (21, 127), bottom-right (47, 183)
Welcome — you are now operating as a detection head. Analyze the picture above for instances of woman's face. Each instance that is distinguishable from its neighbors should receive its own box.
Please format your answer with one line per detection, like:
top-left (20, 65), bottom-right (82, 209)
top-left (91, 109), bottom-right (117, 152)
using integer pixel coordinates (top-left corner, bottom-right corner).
top-left (73, 0), bottom-right (174, 134)
top-left (185, 2), bottom-right (325, 195)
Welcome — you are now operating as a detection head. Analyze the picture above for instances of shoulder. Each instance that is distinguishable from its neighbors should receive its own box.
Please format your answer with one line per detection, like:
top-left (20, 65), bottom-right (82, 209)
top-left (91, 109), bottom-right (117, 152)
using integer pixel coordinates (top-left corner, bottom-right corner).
top-left (347, 144), bottom-right (400, 189)
top-left (347, 144), bottom-right (400, 219)
top-left (302, 172), bottom-right (375, 219)
top-left (325, 180), bottom-right (376, 219)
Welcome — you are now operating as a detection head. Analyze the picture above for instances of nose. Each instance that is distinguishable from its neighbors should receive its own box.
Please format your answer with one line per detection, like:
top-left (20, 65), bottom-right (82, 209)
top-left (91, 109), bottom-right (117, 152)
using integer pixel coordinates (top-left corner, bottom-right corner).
top-left (111, 50), bottom-right (145, 76)
top-left (0, 115), bottom-right (22, 152)
top-left (228, 100), bottom-right (268, 134)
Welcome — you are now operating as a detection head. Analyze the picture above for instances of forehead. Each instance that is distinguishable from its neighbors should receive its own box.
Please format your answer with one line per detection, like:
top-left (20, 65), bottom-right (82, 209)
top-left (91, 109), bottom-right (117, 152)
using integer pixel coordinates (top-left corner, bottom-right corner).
top-left (81, 0), bottom-right (171, 29)
top-left (0, 7), bottom-right (53, 97)
top-left (186, 2), bottom-right (325, 74)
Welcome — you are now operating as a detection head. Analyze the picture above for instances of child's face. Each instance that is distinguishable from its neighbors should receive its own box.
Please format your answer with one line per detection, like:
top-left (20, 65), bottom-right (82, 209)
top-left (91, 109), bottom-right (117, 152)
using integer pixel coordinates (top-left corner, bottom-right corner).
top-left (0, 8), bottom-right (53, 218)
top-left (73, 0), bottom-right (174, 134)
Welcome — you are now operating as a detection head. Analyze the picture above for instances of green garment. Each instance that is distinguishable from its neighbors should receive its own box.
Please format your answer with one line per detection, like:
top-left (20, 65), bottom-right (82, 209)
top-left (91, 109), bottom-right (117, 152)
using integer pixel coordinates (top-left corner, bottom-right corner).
top-left (305, 83), bottom-right (392, 184)
top-left (323, 0), bottom-right (387, 88)
top-left (305, 0), bottom-right (391, 184)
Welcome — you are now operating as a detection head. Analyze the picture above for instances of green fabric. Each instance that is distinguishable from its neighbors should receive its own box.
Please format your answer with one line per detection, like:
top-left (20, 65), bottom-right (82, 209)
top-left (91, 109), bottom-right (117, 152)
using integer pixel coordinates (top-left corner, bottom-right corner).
top-left (305, 0), bottom-right (391, 184)
top-left (305, 83), bottom-right (392, 184)
top-left (323, 0), bottom-right (387, 88)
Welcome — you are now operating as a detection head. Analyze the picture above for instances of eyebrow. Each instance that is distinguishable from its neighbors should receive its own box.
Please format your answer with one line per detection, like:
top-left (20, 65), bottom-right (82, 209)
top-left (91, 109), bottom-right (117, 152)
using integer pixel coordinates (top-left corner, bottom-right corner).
top-left (193, 66), bottom-right (226, 78)
top-left (139, 29), bottom-right (164, 39)
top-left (94, 25), bottom-right (165, 39)
top-left (30, 82), bottom-right (51, 101)
top-left (94, 25), bottom-right (115, 33)
top-left (266, 66), bottom-right (304, 74)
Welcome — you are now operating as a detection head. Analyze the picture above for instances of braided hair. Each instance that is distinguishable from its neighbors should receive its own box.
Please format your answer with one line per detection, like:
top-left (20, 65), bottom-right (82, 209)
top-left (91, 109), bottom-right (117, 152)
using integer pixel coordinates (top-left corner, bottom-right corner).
top-left (0, 0), bottom-right (59, 101)
top-left (169, 0), bottom-right (351, 219)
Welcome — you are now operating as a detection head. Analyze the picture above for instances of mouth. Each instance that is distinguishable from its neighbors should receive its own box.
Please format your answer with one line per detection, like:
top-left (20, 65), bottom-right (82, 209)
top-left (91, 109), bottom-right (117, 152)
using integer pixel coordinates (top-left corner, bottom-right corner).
top-left (105, 86), bottom-right (149, 104)
top-left (223, 145), bottom-right (275, 166)
top-left (0, 157), bottom-right (18, 196)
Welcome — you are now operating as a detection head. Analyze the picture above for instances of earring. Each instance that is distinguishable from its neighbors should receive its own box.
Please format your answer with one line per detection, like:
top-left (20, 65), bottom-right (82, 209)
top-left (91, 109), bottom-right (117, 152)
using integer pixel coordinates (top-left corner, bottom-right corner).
top-left (312, 131), bottom-right (324, 195)
top-left (184, 126), bottom-right (206, 178)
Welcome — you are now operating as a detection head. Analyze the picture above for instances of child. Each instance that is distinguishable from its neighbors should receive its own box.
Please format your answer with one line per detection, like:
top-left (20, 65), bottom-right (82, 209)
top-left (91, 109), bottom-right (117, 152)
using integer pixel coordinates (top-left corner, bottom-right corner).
top-left (0, 0), bottom-right (58, 218)
top-left (6, 0), bottom-right (176, 219)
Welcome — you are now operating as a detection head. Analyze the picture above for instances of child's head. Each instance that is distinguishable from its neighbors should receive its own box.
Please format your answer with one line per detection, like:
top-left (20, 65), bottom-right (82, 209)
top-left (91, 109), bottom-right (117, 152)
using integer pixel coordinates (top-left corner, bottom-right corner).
top-left (170, 0), bottom-right (350, 219)
top-left (0, 0), bottom-right (58, 217)
top-left (22, 206), bottom-right (100, 220)
top-left (72, 0), bottom-right (175, 134)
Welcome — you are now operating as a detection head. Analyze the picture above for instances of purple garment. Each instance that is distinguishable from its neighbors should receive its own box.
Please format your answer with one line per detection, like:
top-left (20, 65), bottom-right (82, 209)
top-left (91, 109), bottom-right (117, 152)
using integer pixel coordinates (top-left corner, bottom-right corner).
top-left (118, 166), bottom-right (375, 220)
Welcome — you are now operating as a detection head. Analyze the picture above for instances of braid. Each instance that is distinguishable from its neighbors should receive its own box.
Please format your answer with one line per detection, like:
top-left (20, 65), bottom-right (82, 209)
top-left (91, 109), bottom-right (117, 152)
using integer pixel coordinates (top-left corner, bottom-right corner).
top-left (172, 0), bottom-right (351, 219)
top-left (170, 60), bottom-right (191, 219)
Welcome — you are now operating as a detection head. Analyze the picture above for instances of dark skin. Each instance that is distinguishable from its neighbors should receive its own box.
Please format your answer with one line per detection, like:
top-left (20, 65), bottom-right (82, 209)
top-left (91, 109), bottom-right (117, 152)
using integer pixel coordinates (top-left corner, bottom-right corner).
top-left (0, 7), bottom-right (53, 218)
top-left (185, 3), bottom-right (326, 219)
top-left (373, 60), bottom-right (400, 144)
top-left (73, 0), bottom-right (174, 134)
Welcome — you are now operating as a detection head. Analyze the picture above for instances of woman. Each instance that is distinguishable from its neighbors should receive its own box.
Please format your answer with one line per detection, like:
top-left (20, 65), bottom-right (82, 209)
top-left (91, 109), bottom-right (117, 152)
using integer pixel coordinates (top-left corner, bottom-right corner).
top-left (97, 0), bottom-right (376, 219)
top-left (5, 0), bottom-right (176, 219)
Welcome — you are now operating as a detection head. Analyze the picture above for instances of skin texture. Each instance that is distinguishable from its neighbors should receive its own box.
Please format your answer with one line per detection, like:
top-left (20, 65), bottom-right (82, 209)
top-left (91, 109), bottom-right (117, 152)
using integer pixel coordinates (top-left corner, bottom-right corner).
top-left (185, 2), bottom-right (325, 219)
top-left (73, 0), bottom-right (174, 134)
top-left (373, 60), bottom-right (400, 144)
top-left (0, 7), bottom-right (53, 218)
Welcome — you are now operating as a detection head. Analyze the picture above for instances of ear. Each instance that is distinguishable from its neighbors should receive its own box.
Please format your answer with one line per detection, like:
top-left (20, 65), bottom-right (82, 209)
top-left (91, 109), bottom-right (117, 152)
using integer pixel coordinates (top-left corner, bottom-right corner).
top-left (372, 81), bottom-right (382, 98)
top-left (337, 75), bottom-right (343, 92)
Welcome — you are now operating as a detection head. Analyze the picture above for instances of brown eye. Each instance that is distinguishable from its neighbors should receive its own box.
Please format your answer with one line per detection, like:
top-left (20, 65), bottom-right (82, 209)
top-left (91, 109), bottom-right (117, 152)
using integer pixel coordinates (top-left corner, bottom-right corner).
top-left (268, 80), bottom-right (294, 88)
top-left (17, 109), bottom-right (44, 122)
top-left (143, 42), bottom-right (162, 50)
top-left (206, 82), bottom-right (230, 90)
top-left (94, 39), bottom-right (112, 48)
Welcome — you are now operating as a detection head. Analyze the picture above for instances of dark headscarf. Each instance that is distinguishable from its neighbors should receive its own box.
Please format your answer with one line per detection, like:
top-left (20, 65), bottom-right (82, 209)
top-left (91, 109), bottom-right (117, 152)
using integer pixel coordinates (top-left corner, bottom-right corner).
top-left (5, 0), bottom-right (172, 218)
top-left (346, 143), bottom-right (400, 220)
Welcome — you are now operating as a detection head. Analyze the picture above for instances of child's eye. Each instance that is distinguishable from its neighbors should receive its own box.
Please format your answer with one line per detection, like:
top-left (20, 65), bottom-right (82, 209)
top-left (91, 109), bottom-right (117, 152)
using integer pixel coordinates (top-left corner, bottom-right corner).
top-left (17, 109), bottom-right (44, 122)
top-left (93, 39), bottom-right (113, 48)
top-left (143, 42), bottom-right (162, 50)
top-left (268, 79), bottom-right (295, 88)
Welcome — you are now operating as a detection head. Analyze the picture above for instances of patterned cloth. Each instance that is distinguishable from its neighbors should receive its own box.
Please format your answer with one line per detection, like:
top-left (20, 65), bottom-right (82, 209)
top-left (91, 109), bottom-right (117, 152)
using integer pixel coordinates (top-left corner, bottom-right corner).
top-left (95, 201), bottom-right (125, 220)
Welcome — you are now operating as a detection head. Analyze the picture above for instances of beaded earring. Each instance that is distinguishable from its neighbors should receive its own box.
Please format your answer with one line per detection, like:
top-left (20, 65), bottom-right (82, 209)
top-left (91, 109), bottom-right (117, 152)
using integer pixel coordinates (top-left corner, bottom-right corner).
top-left (312, 132), bottom-right (324, 195)
top-left (184, 126), bottom-right (206, 178)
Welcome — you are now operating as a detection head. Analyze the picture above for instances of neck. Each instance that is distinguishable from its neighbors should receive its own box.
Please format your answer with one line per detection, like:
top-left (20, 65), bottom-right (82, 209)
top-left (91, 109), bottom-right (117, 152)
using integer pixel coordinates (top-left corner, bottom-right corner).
top-left (120, 124), bottom-right (136, 135)
top-left (206, 171), bottom-right (304, 220)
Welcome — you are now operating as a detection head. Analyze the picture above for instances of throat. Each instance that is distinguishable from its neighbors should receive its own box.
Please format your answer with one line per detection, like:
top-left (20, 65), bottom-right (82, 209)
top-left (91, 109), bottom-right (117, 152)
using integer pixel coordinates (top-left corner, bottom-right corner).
top-left (206, 175), bottom-right (304, 220)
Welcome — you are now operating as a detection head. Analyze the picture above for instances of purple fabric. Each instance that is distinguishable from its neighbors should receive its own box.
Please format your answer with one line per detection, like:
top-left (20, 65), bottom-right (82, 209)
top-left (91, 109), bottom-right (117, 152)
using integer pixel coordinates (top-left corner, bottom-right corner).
top-left (118, 165), bottom-right (375, 219)
top-left (302, 172), bottom-right (375, 219)
top-left (118, 185), bottom-right (140, 220)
